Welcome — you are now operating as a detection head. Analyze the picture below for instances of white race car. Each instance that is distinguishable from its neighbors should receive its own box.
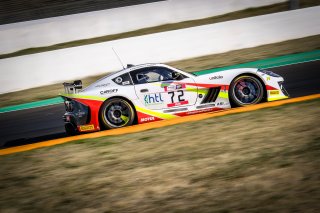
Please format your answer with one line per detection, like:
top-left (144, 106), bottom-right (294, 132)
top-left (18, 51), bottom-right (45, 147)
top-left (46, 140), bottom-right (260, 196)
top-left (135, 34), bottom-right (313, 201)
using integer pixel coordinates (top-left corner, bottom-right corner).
top-left (61, 63), bottom-right (289, 134)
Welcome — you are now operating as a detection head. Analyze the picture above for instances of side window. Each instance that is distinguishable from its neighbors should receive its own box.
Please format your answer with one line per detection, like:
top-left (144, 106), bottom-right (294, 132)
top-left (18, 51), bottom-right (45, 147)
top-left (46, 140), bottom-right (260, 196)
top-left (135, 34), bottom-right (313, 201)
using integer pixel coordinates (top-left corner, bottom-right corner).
top-left (130, 67), bottom-right (186, 85)
top-left (112, 73), bottom-right (133, 86)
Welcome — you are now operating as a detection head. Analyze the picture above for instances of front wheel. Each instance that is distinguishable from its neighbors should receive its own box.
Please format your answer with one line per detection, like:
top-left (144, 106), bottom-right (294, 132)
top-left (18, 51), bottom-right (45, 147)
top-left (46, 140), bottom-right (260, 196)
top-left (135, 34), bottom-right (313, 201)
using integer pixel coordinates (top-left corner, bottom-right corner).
top-left (230, 75), bottom-right (264, 107)
top-left (100, 98), bottom-right (135, 129)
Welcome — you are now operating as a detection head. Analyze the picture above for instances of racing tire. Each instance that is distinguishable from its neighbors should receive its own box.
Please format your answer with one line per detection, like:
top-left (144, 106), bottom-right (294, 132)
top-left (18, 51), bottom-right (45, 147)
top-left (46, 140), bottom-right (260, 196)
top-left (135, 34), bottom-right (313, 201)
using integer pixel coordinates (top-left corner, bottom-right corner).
top-left (230, 75), bottom-right (264, 107)
top-left (100, 98), bottom-right (135, 129)
top-left (65, 122), bottom-right (78, 136)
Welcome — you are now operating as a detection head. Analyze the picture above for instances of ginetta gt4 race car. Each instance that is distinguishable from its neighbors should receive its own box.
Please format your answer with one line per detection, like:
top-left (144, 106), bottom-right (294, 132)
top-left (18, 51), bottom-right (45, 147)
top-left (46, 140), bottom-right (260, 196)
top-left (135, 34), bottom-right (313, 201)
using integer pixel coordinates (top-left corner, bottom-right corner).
top-left (61, 63), bottom-right (289, 135)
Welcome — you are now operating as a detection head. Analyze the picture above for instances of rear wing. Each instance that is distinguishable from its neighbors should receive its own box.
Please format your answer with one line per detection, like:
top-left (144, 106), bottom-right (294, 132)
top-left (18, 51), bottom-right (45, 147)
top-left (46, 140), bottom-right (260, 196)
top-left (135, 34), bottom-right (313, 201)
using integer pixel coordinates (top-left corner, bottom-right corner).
top-left (63, 80), bottom-right (82, 94)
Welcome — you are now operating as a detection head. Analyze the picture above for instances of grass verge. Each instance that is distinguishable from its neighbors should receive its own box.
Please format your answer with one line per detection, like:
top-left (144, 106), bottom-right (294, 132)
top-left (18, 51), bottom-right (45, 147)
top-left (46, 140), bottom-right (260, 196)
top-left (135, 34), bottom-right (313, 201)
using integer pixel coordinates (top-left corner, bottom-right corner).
top-left (0, 35), bottom-right (320, 108)
top-left (0, 99), bottom-right (319, 212)
top-left (1, 0), bottom-right (319, 59)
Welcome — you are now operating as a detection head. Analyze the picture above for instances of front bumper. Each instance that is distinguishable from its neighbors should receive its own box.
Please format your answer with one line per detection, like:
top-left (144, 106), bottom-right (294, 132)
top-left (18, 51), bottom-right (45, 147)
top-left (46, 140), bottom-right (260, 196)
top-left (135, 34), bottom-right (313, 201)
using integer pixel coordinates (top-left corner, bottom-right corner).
top-left (257, 70), bottom-right (290, 102)
top-left (267, 80), bottom-right (289, 102)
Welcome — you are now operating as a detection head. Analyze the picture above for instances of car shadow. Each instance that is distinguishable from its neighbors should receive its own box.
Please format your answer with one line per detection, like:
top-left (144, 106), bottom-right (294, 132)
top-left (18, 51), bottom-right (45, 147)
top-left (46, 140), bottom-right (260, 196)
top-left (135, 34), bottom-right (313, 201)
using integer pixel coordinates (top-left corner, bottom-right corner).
top-left (1, 132), bottom-right (67, 149)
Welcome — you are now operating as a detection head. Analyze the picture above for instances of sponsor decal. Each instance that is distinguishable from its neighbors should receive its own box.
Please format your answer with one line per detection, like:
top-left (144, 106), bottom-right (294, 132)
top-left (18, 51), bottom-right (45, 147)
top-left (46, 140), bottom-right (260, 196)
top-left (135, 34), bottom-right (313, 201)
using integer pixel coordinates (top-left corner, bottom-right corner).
top-left (187, 108), bottom-right (213, 114)
top-left (167, 100), bottom-right (189, 107)
top-left (79, 124), bottom-right (95, 131)
top-left (137, 111), bottom-right (164, 123)
top-left (266, 76), bottom-right (271, 81)
top-left (166, 85), bottom-right (176, 91)
top-left (122, 81), bottom-right (130, 85)
top-left (270, 90), bottom-right (280, 95)
top-left (100, 89), bottom-right (118, 95)
top-left (95, 83), bottom-right (110, 88)
top-left (164, 83), bottom-right (186, 91)
top-left (144, 93), bottom-right (164, 105)
top-left (175, 107), bottom-right (219, 116)
top-left (140, 116), bottom-right (155, 122)
top-left (209, 75), bottom-right (223, 80)
top-left (188, 108), bottom-right (214, 114)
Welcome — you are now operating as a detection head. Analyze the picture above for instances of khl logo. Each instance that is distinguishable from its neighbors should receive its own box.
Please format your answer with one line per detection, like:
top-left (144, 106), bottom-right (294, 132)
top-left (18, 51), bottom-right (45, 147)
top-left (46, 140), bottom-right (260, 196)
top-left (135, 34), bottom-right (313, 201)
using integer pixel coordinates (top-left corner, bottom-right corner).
top-left (144, 93), bottom-right (164, 105)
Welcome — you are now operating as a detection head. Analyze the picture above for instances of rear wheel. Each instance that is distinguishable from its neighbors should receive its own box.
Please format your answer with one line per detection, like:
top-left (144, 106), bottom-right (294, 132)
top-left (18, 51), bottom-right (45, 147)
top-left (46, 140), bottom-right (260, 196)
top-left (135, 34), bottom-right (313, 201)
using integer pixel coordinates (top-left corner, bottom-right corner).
top-left (230, 75), bottom-right (264, 107)
top-left (100, 98), bottom-right (135, 129)
top-left (65, 122), bottom-right (78, 136)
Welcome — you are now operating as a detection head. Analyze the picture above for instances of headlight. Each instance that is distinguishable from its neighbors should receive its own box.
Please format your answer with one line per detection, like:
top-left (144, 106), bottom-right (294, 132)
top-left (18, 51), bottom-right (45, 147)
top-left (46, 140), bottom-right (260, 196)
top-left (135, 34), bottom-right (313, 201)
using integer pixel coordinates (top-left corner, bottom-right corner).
top-left (258, 69), bottom-right (281, 77)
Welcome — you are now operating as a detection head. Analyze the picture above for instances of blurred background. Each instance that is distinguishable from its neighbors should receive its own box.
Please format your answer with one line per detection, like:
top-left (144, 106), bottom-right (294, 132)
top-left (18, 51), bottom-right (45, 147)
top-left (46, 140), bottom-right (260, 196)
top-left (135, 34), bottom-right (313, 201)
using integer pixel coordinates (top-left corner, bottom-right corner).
top-left (0, 1), bottom-right (319, 212)
top-left (0, 0), bottom-right (319, 100)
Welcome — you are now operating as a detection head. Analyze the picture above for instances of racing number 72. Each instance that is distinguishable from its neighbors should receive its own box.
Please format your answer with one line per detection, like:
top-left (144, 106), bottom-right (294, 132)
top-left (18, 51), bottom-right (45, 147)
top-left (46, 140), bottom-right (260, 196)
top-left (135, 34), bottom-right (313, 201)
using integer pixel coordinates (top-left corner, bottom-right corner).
top-left (168, 90), bottom-right (185, 103)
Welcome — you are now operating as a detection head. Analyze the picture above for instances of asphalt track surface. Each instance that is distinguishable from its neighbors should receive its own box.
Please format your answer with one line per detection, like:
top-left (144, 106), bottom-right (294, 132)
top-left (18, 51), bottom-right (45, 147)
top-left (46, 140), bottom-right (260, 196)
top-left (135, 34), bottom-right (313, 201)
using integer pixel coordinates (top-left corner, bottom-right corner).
top-left (0, 60), bottom-right (319, 148)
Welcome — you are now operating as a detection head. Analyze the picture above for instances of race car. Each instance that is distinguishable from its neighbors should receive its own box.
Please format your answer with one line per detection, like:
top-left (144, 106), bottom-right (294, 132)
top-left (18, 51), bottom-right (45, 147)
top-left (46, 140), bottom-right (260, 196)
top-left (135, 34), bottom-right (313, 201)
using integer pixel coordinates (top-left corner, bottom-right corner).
top-left (61, 63), bottom-right (289, 135)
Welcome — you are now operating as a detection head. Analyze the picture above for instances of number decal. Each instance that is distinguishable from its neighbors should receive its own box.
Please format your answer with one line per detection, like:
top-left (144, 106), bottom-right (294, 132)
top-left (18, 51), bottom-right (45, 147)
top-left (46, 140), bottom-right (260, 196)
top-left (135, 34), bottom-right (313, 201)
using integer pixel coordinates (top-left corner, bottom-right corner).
top-left (168, 90), bottom-right (185, 103)
top-left (177, 90), bottom-right (185, 102)
top-left (168, 91), bottom-right (175, 103)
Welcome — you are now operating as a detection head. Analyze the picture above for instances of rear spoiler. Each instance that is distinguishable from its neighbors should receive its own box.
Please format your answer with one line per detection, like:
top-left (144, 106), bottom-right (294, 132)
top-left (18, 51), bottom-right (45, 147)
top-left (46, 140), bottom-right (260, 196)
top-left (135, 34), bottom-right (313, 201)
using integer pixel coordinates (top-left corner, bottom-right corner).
top-left (63, 80), bottom-right (82, 94)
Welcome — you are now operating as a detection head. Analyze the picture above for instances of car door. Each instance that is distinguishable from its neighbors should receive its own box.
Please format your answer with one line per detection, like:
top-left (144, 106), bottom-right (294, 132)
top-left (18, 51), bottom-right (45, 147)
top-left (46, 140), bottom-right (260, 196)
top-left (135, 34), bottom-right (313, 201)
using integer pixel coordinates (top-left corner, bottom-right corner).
top-left (130, 66), bottom-right (198, 110)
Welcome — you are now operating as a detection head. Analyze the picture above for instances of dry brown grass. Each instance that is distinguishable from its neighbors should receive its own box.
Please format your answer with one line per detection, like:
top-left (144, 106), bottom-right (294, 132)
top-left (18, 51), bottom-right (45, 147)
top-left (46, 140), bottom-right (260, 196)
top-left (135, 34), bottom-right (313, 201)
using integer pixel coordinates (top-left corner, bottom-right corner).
top-left (0, 99), bottom-right (319, 212)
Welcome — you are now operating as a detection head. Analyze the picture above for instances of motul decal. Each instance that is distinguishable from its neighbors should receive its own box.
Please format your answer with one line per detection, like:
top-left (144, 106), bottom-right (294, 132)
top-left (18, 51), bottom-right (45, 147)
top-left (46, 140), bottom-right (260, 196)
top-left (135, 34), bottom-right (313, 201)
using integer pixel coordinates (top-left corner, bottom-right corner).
top-left (79, 124), bottom-right (95, 132)
top-left (269, 90), bottom-right (280, 95)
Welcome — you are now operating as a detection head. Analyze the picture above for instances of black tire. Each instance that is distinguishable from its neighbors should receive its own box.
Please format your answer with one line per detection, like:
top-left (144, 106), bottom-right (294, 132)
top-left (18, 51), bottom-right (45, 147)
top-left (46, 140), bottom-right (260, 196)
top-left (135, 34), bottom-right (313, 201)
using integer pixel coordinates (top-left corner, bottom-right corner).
top-left (65, 122), bottom-right (78, 136)
top-left (230, 75), bottom-right (264, 107)
top-left (100, 98), bottom-right (135, 129)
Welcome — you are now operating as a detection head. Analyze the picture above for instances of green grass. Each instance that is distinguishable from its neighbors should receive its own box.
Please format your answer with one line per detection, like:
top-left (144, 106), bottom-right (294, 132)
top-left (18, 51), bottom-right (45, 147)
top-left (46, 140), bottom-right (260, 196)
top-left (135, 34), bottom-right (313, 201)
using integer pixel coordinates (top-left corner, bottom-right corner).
top-left (0, 99), bottom-right (319, 212)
